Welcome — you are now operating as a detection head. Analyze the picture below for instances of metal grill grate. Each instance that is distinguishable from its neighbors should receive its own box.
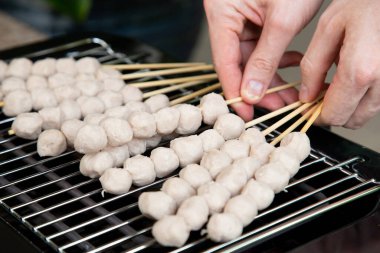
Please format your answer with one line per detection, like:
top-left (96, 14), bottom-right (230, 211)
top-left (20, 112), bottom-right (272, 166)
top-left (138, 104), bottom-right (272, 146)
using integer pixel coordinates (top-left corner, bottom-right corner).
top-left (0, 37), bottom-right (379, 253)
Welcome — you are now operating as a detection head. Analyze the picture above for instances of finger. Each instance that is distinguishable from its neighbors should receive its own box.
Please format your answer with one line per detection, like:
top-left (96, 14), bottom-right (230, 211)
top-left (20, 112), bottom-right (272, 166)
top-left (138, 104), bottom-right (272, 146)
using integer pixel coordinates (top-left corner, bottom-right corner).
top-left (256, 74), bottom-right (287, 111)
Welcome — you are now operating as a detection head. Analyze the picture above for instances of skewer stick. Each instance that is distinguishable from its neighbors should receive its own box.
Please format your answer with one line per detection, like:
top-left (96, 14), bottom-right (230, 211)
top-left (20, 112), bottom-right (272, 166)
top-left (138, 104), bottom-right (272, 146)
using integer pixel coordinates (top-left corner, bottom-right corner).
top-left (8, 129), bottom-right (14, 135)
top-left (301, 101), bottom-right (324, 133)
top-left (128, 73), bottom-right (218, 88)
top-left (225, 81), bottom-right (300, 105)
top-left (169, 83), bottom-right (221, 106)
top-left (0, 101), bottom-right (3, 107)
top-left (122, 65), bottom-right (214, 80)
top-left (104, 62), bottom-right (207, 70)
top-left (142, 80), bottom-right (211, 99)
top-left (270, 103), bottom-right (319, 146)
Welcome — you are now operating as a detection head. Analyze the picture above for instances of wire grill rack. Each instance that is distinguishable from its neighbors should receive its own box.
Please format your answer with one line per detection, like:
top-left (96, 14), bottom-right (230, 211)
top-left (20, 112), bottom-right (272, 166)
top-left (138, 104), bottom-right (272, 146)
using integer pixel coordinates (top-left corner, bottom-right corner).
top-left (0, 37), bottom-right (379, 253)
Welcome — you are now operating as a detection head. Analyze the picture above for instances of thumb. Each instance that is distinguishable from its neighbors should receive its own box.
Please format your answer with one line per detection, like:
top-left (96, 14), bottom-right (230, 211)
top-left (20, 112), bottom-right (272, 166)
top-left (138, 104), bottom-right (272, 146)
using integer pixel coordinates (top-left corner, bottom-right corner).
top-left (241, 20), bottom-right (297, 104)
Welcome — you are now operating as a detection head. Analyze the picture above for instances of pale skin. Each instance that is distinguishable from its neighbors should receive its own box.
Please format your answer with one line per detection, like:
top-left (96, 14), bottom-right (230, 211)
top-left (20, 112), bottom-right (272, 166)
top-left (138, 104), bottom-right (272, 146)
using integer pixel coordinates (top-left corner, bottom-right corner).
top-left (205, 0), bottom-right (380, 129)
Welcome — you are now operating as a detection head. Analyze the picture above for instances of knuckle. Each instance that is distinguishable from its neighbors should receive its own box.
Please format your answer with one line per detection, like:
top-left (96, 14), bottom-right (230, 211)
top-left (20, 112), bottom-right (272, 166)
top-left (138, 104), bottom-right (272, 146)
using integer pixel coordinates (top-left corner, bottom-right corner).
top-left (353, 66), bottom-right (376, 88)
top-left (269, 17), bottom-right (296, 34)
top-left (251, 57), bottom-right (275, 74)
top-left (321, 111), bottom-right (346, 127)
top-left (300, 56), bottom-right (314, 77)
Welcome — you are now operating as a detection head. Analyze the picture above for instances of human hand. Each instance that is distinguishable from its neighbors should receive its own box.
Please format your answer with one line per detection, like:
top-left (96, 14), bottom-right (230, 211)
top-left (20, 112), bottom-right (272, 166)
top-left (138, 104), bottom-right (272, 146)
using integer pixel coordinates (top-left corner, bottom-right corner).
top-left (300, 0), bottom-right (380, 129)
top-left (204, 0), bottom-right (323, 121)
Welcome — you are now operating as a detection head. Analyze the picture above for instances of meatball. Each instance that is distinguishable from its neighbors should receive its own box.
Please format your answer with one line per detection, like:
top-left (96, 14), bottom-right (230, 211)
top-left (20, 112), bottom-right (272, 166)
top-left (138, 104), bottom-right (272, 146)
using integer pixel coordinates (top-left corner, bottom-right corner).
top-left (59, 100), bottom-right (82, 121)
top-left (96, 66), bottom-right (122, 80)
top-left (105, 106), bottom-right (130, 119)
top-left (26, 75), bottom-right (48, 91)
top-left (224, 195), bottom-right (258, 226)
top-left (121, 85), bottom-right (143, 103)
top-left (31, 88), bottom-right (58, 110)
top-left (56, 58), bottom-right (77, 75)
top-left (11, 112), bottom-right (42, 140)
top-left (241, 179), bottom-right (274, 210)
top-left (32, 58), bottom-right (56, 76)
top-left (144, 94), bottom-right (169, 113)
top-left (74, 124), bottom-right (108, 154)
top-left (270, 147), bottom-right (300, 177)
top-left (250, 142), bottom-right (275, 165)
top-left (255, 162), bottom-right (290, 193)
top-left (152, 215), bottom-right (190, 248)
top-left (75, 79), bottom-right (102, 96)
top-left (53, 85), bottom-right (81, 102)
top-left (220, 139), bottom-right (250, 160)
top-left (150, 147), bottom-right (179, 178)
top-left (124, 155), bottom-right (156, 186)
top-left (80, 97), bottom-right (105, 117)
top-left (197, 182), bottom-right (231, 214)
top-left (207, 213), bottom-right (243, 242)
top-left (1, 77), bottom-right (26, 95)
top-left (128, 111), bottom-right (156, 138)
top-left (7, 58), bottom-right (32, 79)
top-left (170, 135), bottom-right (204, 167)
top-left (104, 144), bottom-right (129, 167)
top-left (125, 101), bottom-right (150, 113)
top-left (179, 164), bottom-right (212, 189)
top-left (145, 135), bottom-right (162, 149)
top-left (239, 127), bottom-right (266, 148)
top-left (216, 165), bottom-right (248, 196)
top-left (177, 196), bottom-right (209, 231)
top-left (37, 129), bottom-right (67, 157)
top-left (199, 93), bottom-right (229, 125)
top-left (48, 73), bottom-right (75, 88)
top-left (198, 129), bottom-right (225, 152)
top-left (39, 107), bottom-right (62, 130)
top-left (61, 119), bottom-right (85, 146)
top-left (76, 57), bottom-right (100, 74)
top-left (138, 191), bottom-right (177, 220)
top-left (3, 90), bottom-right (33, 116)
top-left (99, 168), bottom-right (132, 195)
top-left (214, 113), bottom-right (245, 140)
top-left (200, 149), bottom-right (232, 179)
top-left (102, 78), bottom-right (125, 92)
top-left (161, 177), bottom-right (196, 206)
top-left (127, 138), bottom-right (147, 156)
top-left (175, 104), bottom-right (202, 135)
top-left (100, 117), bottom-right (133, 146)
top-left (83, 113), bottom-right (106, 125)
top-left (97, 90), bottom-right (123, 109)
top-left (232, 156), bottom-right (261, 178)
top-left (154, 107), bottom-right (180, 135)
top-left (280, 132), bottom-right (311, 162)
top-left (0, 60), bottom-right (7, 80)
top-left (79, 151), bottom-right (114, 178)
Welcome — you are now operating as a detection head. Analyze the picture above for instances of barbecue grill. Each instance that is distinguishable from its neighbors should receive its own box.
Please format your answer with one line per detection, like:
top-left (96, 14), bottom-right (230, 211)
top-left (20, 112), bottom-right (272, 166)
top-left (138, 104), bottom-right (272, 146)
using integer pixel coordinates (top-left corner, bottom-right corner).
top-left (0, 34), bottom-right (379, 253)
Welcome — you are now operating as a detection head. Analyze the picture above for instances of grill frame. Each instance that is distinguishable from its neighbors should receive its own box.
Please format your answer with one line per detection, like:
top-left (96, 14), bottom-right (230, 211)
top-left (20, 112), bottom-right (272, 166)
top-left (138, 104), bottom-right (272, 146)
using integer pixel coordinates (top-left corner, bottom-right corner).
top-left (0, 33), bottom-right (379, 253)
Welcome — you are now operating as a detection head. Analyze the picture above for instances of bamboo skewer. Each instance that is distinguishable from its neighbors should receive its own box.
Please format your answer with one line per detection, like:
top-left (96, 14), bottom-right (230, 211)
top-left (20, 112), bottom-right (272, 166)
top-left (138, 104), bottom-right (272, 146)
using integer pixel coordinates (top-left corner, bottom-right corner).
top-left (142, 80), bottom-right (211, 99)
top-left (0, 101), bottom-right (3, 107)
top-left (122, 65), bottom-right (214, 80)
top-left (105, 62), bottom-right (207, 70)
top-left (8, 129), bottom-right (14, 135)
top-left (301, 101), bottom-right (324, 133)
top-left (169, 83), bottom-right (221, 106)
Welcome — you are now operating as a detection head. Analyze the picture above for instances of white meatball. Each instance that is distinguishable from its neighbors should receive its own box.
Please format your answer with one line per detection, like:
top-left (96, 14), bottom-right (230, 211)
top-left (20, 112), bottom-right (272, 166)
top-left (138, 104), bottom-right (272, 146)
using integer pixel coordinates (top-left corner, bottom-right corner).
top-left (125, 101), bottom-right (150, 113)
top-left (154, 107), bottom-right (180, 135)
top-left (124, 155), bottom-right (156, 186)
top-left (56, 58), bottom-right (77, 75)
top-left (1, 77), bottom-right (26, 95)
top-left (177, 196), bottom-right (209, 231)
top-left (83, 113), bottom-right (106, 125)
top-left (76, 73), bottom-right (96, 81)
top-left (232, 156), bottom-right (261, 178)
top-left (239, 127), bottom-right (266, 148)
top-left (197, 182), bottom-right (231, 214)
top-left (75, 79), bottom-right (102, 96)
top-left (207, 213), bottom-right (243, 242)
top-left (128, 111), bottom-right (156, 138)
top-left (96, 66), bottom-right (122, 80)
top-left (7, 58), bottom-right (32, 79)
top-left (80, 97), bottom-right (105, 117)
top-left (61, 119), bottom-right (85, 146)
top-left (170, 135), bottom-right (203, 167)
top-left (59, 100), bottom-right (81, 121)
top-left (105, 106), bottom-right (130, 119)
top-left (144, 94), bottom-right (169, 113)
top-left (199, 129), bottom-right (225, 152)
top-left (280, 132), bottom-right (311, 162)
top-left (220, 139), bottom-right (250, 160)
top-left (216, 166), bottom-right (248, 196)
top-left (32, 58), bottom-right (56, 76)
top-left (11, 113), bottom-right (42, 140)
top-left (31, 88), bottom-right (58, 110)
top-left (76, 57), bottom-right (100, 74)
top-left (121, 85), bottom-right (143, 103)
top-left (76, 95), bottom-right (89, 106)
top-left (270, 147), bottom-right (300, 177)
top-left (175, 104), bottom-right (202, 135)
top-left (48, 73), bottom-right (75, 88)
top-left (241, 179), bottom-right (274, 210)
top-left (54, 85), bottom-right (81, 102)
top-left (127, 138), bottom-right (147, 156)
top-left (26, 75), bottom-right (48, 91)
top-left (200, 149), bottom-right (232, 179)
top-left (3, 90), bottom-right (33, 116)
top-left (102, 78), bottom-right (125, 92)
top-left (179, 164), bottom-right (212, 189)
top-left (250, 142), bottom-right (275, 165)
top-left (138, 191), bottom-right (177, 220)
top-left (162, 177), bottom-right (195, 206)
top-left (214, 113), bottom-right (245, 140)
top-left (255, 162), bottom-right (290, 193)
top-left (104, 144), bottom-right (129, 167)
top-left (150, 147), bottom-right (179, 178)
top-left (152, 215), bottom-right (190, 248)
top-left (74, 124), bottom-right (108, 154)
top-left (145, 135), bottom-right (162, 148)
top-left (199, 93), bottom-right (229, 125)
top-left (99, 168), bottom-right (132, 195)
top-left (37, 129), bottom-right (67, 157)
top-left (97, 90), bottom-right (123, 109)
top-left (100, 117), bottom-right (133, 146)
top-left (0, 60), bottom-right (7, 80)
top-left (39, 107), bottom-right (62, 130)
top-left (79, 151), bottom-right (114, 178)
top-left (224, 195), bottom-right (258, 226)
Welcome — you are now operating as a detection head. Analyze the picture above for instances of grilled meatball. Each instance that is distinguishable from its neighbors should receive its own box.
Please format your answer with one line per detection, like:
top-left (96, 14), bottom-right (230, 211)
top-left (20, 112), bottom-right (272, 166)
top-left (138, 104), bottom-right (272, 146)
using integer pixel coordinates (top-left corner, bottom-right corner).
top-left (198, 129), bottom-right (225, 152)
top-left (76, 57), bottom-right (100, 74)
top-left (220, 139), bottom-right (250, 160)
top-left (232, 156), bottom-right (261, 178)
top-left (37, 129), bottom-right (67, 157)
top-left (79, 151), bottom-right (114, 178)
top-left (207, 213), bottom-right (243, 242)
top-left (31, 88), bottom-right (58, 110)
top-left (239, 127), bottom-right (266, 148)
top-left (102, 78), bottom-right (125, 92)
top-left (216, 165), bottom-right (248, 196)
top-left (128, 111), bottom-right (157, 138)
top-left (154, 107), bottom-right (180, 135)
top-left (270, 147), bottom-right (300, 177)
top-left (80, 97), bottom-right (105, 117)
top-left (179, 164), bottom-right (212, 189)
top-left (56, 58), bottom-right (77, 75)
top-left (101, 117), bottom-right (133, 146)
top-left (280, 132), bottom-right (311, 162)
top-left (255, 162), bottom-right (290, 193)
top-left (125, 100), bottom-right (150, 113)
top-left (162, 177), bottom-right (196, 206)
top-left (54, 85), bottom-right (81, 102)
top-left (241, 179), bottom-right (274, 210)
top-left (124, 155), bottom-right (156, 186)
top-left (127, 138), bottom-right (147, 156)
top-left (76, 79), bottom-right (102, 96)
top-left (61, 119), bottom-right (85, 146)
top-left (1, 77), bottom-right (26, 95)
top-left (105, 106), bottom-right (130, 119)
top-left (214, 113), bottom-right (245, 140)
top-left (138, 191), bottom-right (177, 220)
top-left (224, 195), bottom-right (258, 226)
top-left (145, 135), bottom-right (162, 149)
top-left (74, 124), bottom-right (108, 154)
top-left (99, 168), bottom-right (132, 195)
top-left (59, 100), bottom-right (82, 121)
top-left (32, 58), bottom-right (56, 76)
top-left (39, 107), bottom-right (62, 130)
top-left (199, 92), bottom-right (229, 125)
top-left (144, 94), bottom-right (169, 113)
top-left (83, 113), bottom-right (106, 125)
top-left (3, 90), bottom-right (33, 116)
top-left (26, 75), bottom-right (48, 91)
top-left (170, 135), bottom-right (203, 167)
top-left (104, 144), bottom-right (129, 167)
top-left (97, 90), bottom-right (123, 109)
top-left (48, 73), bottom-right (75, 88)
top-left (11, 112), bottom-right (43, 140)
top-left (197, 182), bottom-right (231, 214)
top-left (7, 58), bottom-right (32, 79)
top-left (96, 66), bottom-right (122, 80)
top-left (121, 85), bottom-right (143, 103)
top-left (177, 196), bottom-right (209, 231)
top-left (150, 147), bottom-right (179, 178)
top-left (0, 60), bottom-right (7, 80)
top-left (200, 149), bottom-right (232, 179)
top-left (250, 142), bottom-right (275, 165)
top-left (175, 104), bottom-right (202, 135)
top-left (152, 215), bottom-right (190, 248)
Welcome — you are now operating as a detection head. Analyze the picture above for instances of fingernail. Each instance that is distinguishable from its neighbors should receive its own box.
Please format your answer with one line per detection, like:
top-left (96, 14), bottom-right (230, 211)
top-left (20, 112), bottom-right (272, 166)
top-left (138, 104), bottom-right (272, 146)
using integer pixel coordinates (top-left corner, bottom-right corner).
top-left (299, 84), bottom-right (308, 102)
top-left (245, 80), bottom-right (263, 100)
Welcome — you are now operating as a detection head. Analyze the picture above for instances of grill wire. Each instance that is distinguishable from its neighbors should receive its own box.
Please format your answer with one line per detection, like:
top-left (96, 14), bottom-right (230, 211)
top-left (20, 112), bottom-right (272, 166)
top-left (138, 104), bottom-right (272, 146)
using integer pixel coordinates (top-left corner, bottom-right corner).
top-left (0, 38), bottom-right (379, 253)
